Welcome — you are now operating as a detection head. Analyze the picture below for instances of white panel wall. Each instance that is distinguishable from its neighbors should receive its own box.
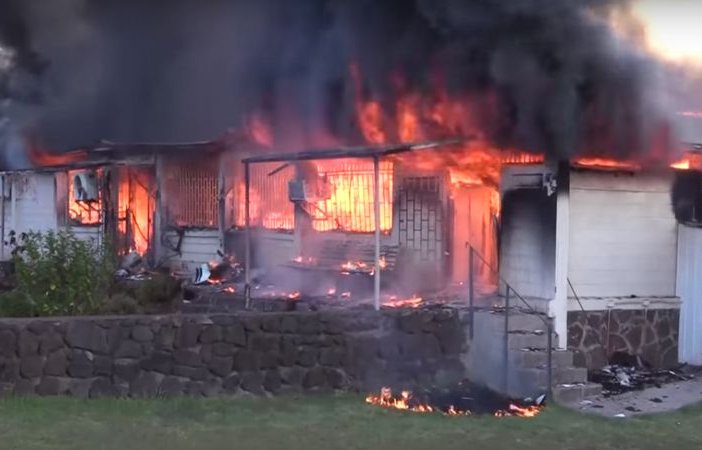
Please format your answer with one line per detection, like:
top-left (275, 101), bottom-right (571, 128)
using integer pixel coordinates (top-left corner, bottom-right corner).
top-left (164, 229), bottom-right (221, 273)
top-left (499, 189), bottom-right (556, 300)
top-left (8, 174), bottom-right (58, 233)
top-left (568, 171), bottom-right (677, 299)
top-left (2, 174), bottom-right (58, 259)
top-left (677, 224), bottom-right (702, 365)
top-left (70, 226), bottom-right (101, 245)
top-left (254, 231), bottom-right (297, 267)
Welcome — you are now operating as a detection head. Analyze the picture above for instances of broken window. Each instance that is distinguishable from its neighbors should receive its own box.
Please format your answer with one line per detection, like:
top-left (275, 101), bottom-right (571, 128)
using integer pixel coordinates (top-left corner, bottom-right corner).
top-left (163, 160), bottom-right (219, 228)
top-left (67, 169), bottom-right (102, 225)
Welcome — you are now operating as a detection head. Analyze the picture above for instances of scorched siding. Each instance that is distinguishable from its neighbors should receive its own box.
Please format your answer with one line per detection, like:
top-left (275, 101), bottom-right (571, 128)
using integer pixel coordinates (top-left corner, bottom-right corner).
top-left (568, 171), bottom-right (677, 299)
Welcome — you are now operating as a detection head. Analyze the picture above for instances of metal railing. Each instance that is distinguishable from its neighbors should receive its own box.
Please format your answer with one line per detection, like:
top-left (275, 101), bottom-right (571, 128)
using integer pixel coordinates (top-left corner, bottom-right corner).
top-left (467, 245), bottom-right (553, 398)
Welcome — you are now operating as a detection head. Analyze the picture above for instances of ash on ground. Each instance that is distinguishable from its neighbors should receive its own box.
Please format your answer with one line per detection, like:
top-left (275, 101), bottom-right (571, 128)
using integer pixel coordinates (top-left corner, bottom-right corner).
top-left (589, 352), bottom-right (700, 398)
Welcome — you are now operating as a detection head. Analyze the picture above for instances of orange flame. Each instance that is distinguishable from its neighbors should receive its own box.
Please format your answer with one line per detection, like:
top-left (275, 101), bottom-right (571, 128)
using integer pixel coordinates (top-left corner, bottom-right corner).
top-left (366, 387), bottom-right (542, 418)
top-left (383, 294), bottom-right (423, 308)
top-left (671, 159), bottom-right (691, 170)
top-left (365, 388), bottom-right (435, 413)
top-left (28, 145), bottom-right (87, 168)
top-left (247, 113), bottom-right (274, 147)
top-left (117, 170), bottom-right (153, 255)
top-left (572, 158), bottom-right (640, 171)
top-left (68, 169), bottom-right (101, 225)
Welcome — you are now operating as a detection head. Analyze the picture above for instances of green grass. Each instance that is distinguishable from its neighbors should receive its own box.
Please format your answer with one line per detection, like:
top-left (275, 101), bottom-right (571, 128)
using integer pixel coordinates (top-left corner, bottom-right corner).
top-left (0, 395), bottom-right (700, 450)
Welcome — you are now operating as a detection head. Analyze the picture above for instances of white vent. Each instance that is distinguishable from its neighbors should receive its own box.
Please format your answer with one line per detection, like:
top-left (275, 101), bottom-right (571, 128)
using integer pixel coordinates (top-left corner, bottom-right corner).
top-left (73, 171), bottom-right (99, 202)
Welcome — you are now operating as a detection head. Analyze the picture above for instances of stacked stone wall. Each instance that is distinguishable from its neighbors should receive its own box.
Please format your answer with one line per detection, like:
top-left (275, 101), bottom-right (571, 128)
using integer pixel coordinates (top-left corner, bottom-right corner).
top-left (567, 309), bottom-right (679, 370)
top-left (0, 308), bottom-right (469, 397)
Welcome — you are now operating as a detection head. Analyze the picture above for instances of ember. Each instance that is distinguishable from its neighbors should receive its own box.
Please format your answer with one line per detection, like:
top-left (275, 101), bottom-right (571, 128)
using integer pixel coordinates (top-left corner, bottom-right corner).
top-left (365, 385), bottom-right (544, 418)
top-left (383, 295), bottom-right (423, 308)
top-left (572, 158), bottom-right (640, 171)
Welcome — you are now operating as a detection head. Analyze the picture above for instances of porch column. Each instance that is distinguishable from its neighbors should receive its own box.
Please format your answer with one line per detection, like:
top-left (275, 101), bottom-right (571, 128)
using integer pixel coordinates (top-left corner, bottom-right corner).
top-left (244, 162), bottom-right (252, 307)
top-left (373, 155), bottom-right (381, 311)
top-left (154, 156), bottom-right (165, 264)
top-left (551, 163), bottom-right (570, 349)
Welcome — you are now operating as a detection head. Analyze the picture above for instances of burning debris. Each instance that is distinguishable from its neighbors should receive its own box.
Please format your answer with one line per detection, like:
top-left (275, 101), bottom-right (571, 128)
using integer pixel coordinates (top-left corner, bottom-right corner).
top-left (193, 254), bottom-right (242, 285)
top-left (382, 294), bottom-right (423, 309)
top-left (589, 352), bottom-right (696, 397)
top-left (365, 384), bottom-right (544, 418)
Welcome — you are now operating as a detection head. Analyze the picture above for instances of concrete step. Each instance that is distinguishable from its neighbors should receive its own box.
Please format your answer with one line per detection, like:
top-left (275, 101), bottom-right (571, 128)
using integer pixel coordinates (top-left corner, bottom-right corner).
top-left (552, 382), bottom-right (602, 404)
top-left (514, 349), bottom-right (574, 369)
top-left (486, 311), bottom-right (551, 333)
top-left (516, 367), bottom-right (589, 387)
top-left (507, 332), bottom-right (552, 350)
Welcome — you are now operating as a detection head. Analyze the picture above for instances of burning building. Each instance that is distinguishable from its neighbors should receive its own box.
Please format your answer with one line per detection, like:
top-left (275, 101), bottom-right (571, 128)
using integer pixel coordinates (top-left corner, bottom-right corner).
top-left (1, 0), bottom-right (702, 402)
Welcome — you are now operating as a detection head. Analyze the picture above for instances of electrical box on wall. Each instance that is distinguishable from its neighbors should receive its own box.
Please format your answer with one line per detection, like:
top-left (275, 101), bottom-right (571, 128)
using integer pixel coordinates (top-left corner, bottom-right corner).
top-left (287, 177), bottom-right (332, 203)
top-left (73, 171), bottom-right (99, 202)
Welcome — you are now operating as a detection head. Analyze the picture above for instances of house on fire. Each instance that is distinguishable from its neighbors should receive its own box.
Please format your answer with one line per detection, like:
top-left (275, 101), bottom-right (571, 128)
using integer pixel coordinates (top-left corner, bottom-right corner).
top-left (0, 135), bottom-right (701, 372)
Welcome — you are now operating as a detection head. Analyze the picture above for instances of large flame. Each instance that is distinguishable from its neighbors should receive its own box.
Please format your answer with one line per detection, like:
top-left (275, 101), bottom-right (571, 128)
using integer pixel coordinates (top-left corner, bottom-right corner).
top-left (117, 169), bottom-right (153, 255)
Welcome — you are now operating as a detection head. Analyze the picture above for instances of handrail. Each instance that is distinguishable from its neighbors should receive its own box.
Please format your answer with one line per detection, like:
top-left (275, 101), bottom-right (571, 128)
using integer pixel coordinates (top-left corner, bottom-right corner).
top-left (467, 244), bottom-right (553, 399)
top-left (468, 245), bottom-right (550, 327)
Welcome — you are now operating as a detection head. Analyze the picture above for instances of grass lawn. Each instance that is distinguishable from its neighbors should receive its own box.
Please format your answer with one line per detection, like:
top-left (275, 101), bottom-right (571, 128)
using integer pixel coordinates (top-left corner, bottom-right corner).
top-left (0, 395), bottom-right (700, 450)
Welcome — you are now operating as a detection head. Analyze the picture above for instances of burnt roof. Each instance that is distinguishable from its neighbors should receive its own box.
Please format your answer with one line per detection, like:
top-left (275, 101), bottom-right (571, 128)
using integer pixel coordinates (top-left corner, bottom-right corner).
top-left (241, 140), bottom-right (463, 164)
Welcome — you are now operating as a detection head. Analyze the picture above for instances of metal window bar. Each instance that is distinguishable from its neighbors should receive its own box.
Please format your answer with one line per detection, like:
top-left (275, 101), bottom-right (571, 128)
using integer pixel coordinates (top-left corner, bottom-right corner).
top-left (235, 162), bottom-right (294, 230)
top-left (312, 160), bottom-right (393, 232)
top-left (398, 176), bottom-right (443, 262)
top-left (164, 163), bottom-right (219, 228)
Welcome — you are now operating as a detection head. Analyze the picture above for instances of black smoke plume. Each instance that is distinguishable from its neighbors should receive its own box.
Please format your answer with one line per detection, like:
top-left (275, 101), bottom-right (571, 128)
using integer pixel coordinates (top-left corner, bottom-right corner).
top-left (0, 0), bottom-right (688, 168)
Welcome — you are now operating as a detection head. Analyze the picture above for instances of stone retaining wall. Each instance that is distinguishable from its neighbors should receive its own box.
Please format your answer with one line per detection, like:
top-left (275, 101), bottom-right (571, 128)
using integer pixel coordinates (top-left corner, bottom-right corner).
top-left (0, 308), bottom-right (469, 397)
top-left (567, 309), bottom-right (679, 370)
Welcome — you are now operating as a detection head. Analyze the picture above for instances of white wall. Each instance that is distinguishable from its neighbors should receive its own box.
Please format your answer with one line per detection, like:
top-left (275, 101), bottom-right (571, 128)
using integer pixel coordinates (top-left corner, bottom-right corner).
top-left (163, 229), bottom-right (221, 273)
top-left (677, 224), bottom-right (702, 365)
top-left (70, 226), bottom-right (101, 245)
top-left (567, 171), bottom-right (678, 302)
top-left (2, 174), bottom-right (58, 259)
top-left (499, 189), bottom-right (556, 300)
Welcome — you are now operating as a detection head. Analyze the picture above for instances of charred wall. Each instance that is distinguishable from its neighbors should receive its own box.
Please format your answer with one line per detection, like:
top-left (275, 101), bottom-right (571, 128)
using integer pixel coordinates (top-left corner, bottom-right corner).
top-left (0, 309), bottom-right (469, 397)
top-left (499, 188), bottom-right (556, 301)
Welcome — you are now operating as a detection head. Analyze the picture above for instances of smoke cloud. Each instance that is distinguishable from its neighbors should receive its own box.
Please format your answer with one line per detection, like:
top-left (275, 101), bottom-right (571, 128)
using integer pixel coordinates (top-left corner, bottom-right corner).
top-left (0, 0), bottom-right (696, 168)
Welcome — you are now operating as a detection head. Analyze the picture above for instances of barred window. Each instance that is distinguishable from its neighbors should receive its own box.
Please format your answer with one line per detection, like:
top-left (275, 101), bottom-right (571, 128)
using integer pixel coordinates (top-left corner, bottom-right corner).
top-left (311, 159), bottom-right (393, 233)
top-left (235, 162), bottom-right (295, 231)
top-left (164, 161), bottom-right (218, 228)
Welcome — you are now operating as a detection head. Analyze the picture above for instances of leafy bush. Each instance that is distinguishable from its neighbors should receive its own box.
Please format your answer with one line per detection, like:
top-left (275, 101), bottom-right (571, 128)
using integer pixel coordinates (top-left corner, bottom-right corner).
top-left (105, 273), bottom-right (182, 315)
top-left (0, 230), bottom-right (116, 317)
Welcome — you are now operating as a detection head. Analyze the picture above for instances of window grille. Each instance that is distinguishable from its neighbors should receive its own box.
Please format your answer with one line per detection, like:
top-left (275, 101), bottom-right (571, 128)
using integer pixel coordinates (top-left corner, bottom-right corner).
top-left (164, 161), bottom-right (218, 228)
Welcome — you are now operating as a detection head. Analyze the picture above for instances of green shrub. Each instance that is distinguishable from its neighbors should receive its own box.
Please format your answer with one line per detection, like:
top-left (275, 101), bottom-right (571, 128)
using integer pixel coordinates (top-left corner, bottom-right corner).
top-left (0, 230), bottom-right (116, 317)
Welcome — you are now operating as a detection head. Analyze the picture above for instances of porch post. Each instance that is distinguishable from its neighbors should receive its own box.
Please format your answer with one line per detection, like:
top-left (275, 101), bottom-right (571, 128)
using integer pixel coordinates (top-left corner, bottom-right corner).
top-left (154, 156), bottom-right (165, 264)
top-left (552, 162), bottom-right (570, 349)
top-left (244, 162), bottom-right (252, 308)
top-left (217, 155), bottom-right (226, 256)
top-left (373, 155), bottom-right (381, 311)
